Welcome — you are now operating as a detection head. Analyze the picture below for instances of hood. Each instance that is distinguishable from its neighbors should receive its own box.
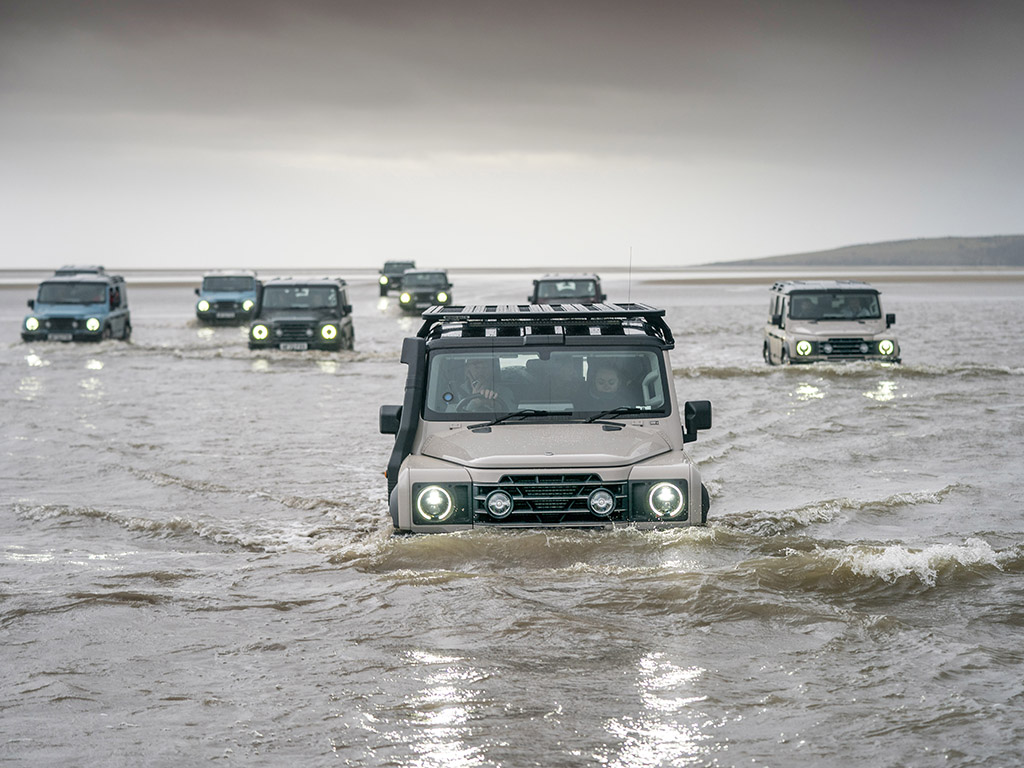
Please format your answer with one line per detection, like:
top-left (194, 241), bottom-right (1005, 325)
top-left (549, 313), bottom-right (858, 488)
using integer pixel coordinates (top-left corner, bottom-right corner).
top-left (789, 317), bottom-right (887, 336)
top-left (420, 422), bottom-right (672, 469)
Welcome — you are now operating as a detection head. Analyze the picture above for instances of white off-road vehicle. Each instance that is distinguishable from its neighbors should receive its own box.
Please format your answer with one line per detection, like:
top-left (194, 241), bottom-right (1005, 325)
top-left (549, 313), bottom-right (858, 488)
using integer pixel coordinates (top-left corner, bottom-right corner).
top-left (763, 280), bottom-right (901, 364)
top-left (379, 304), bottom-right (712, 532)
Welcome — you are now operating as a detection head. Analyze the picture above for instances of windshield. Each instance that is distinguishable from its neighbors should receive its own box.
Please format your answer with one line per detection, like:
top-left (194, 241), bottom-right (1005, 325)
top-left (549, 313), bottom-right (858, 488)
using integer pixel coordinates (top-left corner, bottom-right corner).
top-left (536, 280), bottom-right (597, 300)
top-left (384, 261), bottom-right (415, 272)
top-left (37, 281), bottom-right (107, 304)
top-left (203, 276), bottom-right (255, 292)
top-left (423, 347), bottom-right (669, 420)
top-left (404, 272), bottom-right (447, 288)
top-left (789, 291), bottom-right (880, 320)
top-left (261, 285), bottom-right (338, 310)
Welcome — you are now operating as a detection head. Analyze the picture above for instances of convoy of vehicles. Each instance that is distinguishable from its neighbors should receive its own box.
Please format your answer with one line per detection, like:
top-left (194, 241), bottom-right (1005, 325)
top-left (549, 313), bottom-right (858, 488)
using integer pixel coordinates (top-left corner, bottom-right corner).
top-left (379, 260), bottom-right (416, 297)
top-left (379, 303), bottom-right (712, 533)
top-left (397, 269), bottom-right (453, 312)
top-left (22, 267), bottom-right (132, 342)
top-left (763, 280), bottom-right (900, 364)
top-left (248, 277), bottom-right (354, 351)
top-left (195, 270), bottom-right (262, 324)
top-left (530, 273), bottom-right (606, 304)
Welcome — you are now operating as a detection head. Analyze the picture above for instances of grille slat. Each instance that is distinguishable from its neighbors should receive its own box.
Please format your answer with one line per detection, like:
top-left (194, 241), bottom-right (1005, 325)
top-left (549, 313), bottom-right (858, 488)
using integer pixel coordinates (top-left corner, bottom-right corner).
top-left (825, 337), bottom-right (868, 356)
top-left (277, 322), bottom-right (313, 342)
top-left (474, 474), bottom-right (627, 525)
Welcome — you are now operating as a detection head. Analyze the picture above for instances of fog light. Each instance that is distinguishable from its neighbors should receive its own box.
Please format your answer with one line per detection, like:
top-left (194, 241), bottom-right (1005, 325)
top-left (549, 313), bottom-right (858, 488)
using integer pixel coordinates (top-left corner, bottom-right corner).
top-left (795, 340), bottom-right (812, 356)
top-left (486, 490), bottom-right (513, 519)
top-left (416, 486), bottom-right (454, 522)
top-left (251, 324), bottom-right (269, 340)
top-left (859, 342), bottom-right (869, 354)
top-left (197, 300), bottom-right (210, 312)
top-left (85, 317), bottom-right (101, 332)
top-left (879, 339), bottom-right (895, 355)
top-left (821, 342), bottom-right (833, 354)
top-left (588, 489), bottom-right (615, 517)
top-left (648, 482), bottom-right (684, 518)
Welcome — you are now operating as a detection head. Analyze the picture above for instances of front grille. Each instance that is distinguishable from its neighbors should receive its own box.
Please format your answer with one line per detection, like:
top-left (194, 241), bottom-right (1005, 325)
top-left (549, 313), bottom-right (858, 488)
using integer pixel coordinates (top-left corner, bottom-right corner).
top-left (44, 317), bottom-right (77, 331)
top-left (473, 474), bottom-right (628, 525)
top-left (213, 300), bottom-right (240, 311)
top-left (824, 337), bottom-right (868, 356)
top-left (276, 322), bottom-right (314, 342)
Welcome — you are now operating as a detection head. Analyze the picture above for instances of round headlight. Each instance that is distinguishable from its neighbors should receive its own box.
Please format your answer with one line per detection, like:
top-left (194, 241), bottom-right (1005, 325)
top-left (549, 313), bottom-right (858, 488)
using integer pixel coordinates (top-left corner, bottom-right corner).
top-left (416, 486), bottom-right (454, 522)
top-left (879, 339), bottom-right (895, 355)
top-left (400, 292), bottom-right (412, 304)
top-left (379, 275), bottom-right (389, 285)
top-left (25, 317), bottom-right (39, 331)
top-left (795, 340), bottom-right (812, 356)
top-left (251, 324), bottom-right (269, 340)
top-left (197, 299), bottom-right (211, 312)
top-left (647, 482), bottom-right (684, 519)
top-left (85, 317), bottom-right (101, 332)
top-left (588, 489), bottom-right (616, 517)
top-left (320, 324), bottom-right (338, 340)
top-left (436, 291), bottom-right (448, 303)
top-left (486, 490), bottom-right (513, 519)
top-left (242, 299), bottom-right (254, 311)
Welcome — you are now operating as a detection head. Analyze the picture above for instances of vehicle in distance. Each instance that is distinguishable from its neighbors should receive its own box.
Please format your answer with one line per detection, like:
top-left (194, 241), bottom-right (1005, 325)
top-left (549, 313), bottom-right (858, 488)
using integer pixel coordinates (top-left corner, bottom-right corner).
top-left (763, 280), bottom-right (900, 364)
top-left (398, 269), bottom-right (453, 313)
top-left (379, 303), bottom-right (712, 533)
top-left (195, 270), bottom-right (262, 324)
top-left (379, 260), bottom-right (416, 296)
top-left (248, 277), bottom-right (354, 351)
top-left (22, 271), bottom-right (131, 342)
top-left (530, 273), bottom-right (606, 304)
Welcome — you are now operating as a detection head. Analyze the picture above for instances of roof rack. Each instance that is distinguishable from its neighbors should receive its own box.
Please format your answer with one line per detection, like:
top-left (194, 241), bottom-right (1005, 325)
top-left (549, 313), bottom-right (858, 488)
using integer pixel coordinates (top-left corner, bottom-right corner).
top-left (771, 279), bottom-right (873, 292)
top-left (417, 303), bottom-right (674, 346)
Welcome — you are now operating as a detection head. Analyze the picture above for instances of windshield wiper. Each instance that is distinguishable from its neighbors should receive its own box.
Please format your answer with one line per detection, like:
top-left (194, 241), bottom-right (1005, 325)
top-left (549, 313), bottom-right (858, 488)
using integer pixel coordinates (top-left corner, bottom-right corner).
top-left (585, 406), bottom-right (654, 423)
top-left (469, 409), bottom-right (554, 430)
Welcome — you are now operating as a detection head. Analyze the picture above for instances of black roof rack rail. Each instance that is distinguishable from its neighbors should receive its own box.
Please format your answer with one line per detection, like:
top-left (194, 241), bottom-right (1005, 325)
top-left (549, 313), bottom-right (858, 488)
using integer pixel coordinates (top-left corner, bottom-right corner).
top-left (417, 303), bottom-right (674, 346)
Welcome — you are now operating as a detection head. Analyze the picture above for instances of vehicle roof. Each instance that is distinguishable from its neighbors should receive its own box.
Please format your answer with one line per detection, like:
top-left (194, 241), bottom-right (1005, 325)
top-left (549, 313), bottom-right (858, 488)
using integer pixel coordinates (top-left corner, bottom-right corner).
top-left (54, 265), bottom-right (106, 275)
top-left (382, 260), bottom-right (416, 267)
top-left (41, 274), bottom-right (122, 285)
top-left (403, 268), bottom-right (447, 275)
top-left (771, 279), bottom-right (878, 293)
top-left (202, 269), bottom-right (257, 277)
top-left (417, 303), bottom-right (674, 348)
top-left (262, 276), bottom-right (347, 287)
top-left (534, 273), bottom-right (601, 282)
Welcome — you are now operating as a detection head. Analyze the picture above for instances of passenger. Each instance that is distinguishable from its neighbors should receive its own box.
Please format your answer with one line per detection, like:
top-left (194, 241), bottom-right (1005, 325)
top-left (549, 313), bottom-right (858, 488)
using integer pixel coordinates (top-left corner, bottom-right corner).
top-left (587, 363), bottom-right (623, 406)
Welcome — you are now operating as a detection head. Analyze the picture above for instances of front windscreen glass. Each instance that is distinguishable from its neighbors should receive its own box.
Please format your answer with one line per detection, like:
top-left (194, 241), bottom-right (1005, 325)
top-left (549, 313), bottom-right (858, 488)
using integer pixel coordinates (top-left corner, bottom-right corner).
top-left (536, 280), bottom-right (597, 300)
top-left (37, 281), bottom-right (107, 304)
top-left (203, 276), bottom-right (255, 292)
top-left (403, 272), bottom-right (446, 288)
top-left (423, 347), bottom-right (669, 420)
top-left (788, 291), bottom-right (880, 320)
top-left (261, 285), bottom-right (338, 309)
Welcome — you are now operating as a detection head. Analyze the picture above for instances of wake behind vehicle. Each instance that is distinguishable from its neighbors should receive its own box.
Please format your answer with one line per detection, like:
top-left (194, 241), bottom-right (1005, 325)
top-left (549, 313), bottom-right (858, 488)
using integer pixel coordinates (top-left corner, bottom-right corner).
top-left (379, 303), bottom-right (712, 533)
top-left (530, 273), bottom-right (606, 304)
top-left (22, 271), bottom-right (131, 342)
top-left (763, 280), bottom-right (900, 364)
top-left (397, 269), bottom-right (453, 313)
top-left (195, 270), bottom-right (262, 324)
top-left (379, 260), bottom-right (416, 297)
top-left (248, 277), bottom-right (354, 351)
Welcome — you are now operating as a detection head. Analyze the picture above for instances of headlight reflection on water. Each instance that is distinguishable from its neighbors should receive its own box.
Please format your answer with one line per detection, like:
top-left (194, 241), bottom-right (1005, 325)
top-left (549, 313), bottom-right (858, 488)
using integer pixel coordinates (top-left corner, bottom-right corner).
top-left (597, 653), bottom-right (716, 768)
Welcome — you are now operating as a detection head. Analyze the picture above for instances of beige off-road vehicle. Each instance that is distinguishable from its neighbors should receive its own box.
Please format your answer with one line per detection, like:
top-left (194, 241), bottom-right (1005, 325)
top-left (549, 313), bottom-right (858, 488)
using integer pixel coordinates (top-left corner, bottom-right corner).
top-left (763, 280), bottom-right (901, 364)
top-left (379, 304), bottom-right (712, 532)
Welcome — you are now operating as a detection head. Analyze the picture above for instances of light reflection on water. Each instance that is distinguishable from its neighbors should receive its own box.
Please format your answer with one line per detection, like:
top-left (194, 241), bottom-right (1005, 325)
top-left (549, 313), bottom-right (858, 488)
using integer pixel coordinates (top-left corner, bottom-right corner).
top-left (598, 653), bottom-right (715, 768)
top-left (793, 382), bottom-right (824, 401)
top-left (864, 380), bottom-right (898, 402)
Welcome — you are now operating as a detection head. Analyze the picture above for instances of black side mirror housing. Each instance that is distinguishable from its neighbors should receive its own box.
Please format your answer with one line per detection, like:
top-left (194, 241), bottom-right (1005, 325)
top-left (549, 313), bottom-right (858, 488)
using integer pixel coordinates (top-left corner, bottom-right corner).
top-left (194, 288), bottom-right (200, 296)
top-left (886, 313), bottom-right (895, 327)
top-left (683, 400), bottom-right (712, 443)
top-left (771, 313), bottom-right (782, 326)
top-left (379, 405), bottom-right (402, 435)
top-left (27, 299), bottom-right (35, 309)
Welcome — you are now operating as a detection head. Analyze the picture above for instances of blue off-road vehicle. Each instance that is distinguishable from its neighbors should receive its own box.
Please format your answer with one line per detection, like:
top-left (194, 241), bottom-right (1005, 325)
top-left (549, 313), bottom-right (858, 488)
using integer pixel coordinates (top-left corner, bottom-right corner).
top-left (194, 270), bottom-right (262, 324)
top-left (22, 269), bottom-right (132, 342)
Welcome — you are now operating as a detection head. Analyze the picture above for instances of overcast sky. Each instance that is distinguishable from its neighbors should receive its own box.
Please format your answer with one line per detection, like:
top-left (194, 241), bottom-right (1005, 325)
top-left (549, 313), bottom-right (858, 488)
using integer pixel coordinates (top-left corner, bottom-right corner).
top-left (2, 0), bottom-right (1022, 271)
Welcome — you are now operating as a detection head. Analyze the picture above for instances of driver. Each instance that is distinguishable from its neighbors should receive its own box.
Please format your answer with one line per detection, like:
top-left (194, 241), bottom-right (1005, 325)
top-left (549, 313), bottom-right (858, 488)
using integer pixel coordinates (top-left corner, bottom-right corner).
top-left (449, 357), bottom-right (512, 410)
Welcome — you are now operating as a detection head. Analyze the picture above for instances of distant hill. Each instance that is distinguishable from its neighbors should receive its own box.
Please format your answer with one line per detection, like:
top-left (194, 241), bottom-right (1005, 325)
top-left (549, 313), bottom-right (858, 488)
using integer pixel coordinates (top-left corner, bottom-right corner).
top-left (705, 235), bottom-right (1024, 268)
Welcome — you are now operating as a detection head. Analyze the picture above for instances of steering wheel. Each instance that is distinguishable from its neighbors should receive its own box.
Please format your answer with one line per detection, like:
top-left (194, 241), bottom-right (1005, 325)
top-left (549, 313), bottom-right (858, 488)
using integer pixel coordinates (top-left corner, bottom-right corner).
top-left (455, 394), bottom-right (510, 412)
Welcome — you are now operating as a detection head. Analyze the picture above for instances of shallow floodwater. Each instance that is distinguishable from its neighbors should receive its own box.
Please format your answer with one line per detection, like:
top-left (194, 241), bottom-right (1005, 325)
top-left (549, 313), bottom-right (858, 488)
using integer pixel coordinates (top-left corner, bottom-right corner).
top-left (2, 272), bottom-right (1023, 767)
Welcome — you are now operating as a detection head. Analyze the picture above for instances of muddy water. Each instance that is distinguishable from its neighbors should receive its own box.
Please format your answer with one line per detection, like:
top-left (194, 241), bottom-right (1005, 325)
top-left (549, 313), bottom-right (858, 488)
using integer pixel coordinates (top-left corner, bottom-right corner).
top-left (2, 272), bottom-right (1023, 766)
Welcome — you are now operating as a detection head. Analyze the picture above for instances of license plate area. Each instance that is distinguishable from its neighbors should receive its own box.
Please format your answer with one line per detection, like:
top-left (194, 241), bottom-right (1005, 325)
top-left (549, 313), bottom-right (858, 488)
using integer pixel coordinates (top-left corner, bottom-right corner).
top-left (279, 342), bottom-right (308, 351)
top-left (49, 333), bottom-right (73, 341)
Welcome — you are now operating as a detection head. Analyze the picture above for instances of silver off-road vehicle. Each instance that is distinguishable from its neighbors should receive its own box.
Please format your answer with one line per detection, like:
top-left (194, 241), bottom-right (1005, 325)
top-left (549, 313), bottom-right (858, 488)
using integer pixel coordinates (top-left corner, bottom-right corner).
top-left (379, 304), bottom-right (712, 532)
top-left (763, 280), bottom-right (901, 364)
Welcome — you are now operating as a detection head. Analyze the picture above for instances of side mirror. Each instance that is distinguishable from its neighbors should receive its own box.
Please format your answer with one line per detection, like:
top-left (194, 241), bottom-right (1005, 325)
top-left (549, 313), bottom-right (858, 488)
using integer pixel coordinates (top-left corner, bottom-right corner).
top-left (683, 400), bottom-right (712, 443)
top-left (600, 293), bottom-right (607, 302)
top-left (194, 288), bottom-right (200, 296)
top-left (343, 304), bottom-right (353, 315)
top-left (379, 405), bottom-right (402, 435)
top-left (27, 299), bottom-right (34, 309)
top-left (771, 313), bottom-right (782, 326)
top-left (886, 313), bottom-right (895, 327)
